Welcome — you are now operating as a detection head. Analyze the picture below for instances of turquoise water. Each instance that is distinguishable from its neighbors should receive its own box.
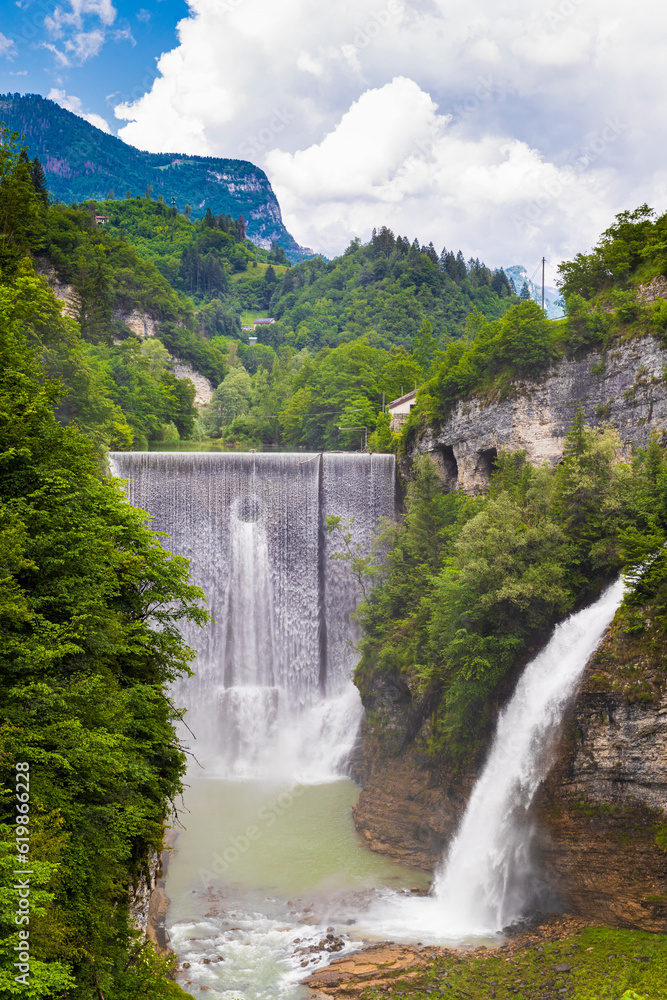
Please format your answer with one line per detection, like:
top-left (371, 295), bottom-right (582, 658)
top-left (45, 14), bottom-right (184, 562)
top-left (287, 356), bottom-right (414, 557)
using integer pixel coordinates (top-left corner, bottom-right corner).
top-left (165, 778), bottom-right (428, 1000)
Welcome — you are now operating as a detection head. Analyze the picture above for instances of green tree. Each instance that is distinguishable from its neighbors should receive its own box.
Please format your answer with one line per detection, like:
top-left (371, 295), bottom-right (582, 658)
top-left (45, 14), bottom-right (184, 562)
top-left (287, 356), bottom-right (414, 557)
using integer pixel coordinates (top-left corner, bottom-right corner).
top-left (205, 366), bottom-right (252, 434)
top-left (0, 129), bottom-right (44, 272)
top-left (72, 244), bottom-right (114, 343)
top-left (0, 263), bottom-right (208, 996)
top-left (412, 317), bottom-right (436, 372)
top-left (492, 300), bottom-right (554, 374)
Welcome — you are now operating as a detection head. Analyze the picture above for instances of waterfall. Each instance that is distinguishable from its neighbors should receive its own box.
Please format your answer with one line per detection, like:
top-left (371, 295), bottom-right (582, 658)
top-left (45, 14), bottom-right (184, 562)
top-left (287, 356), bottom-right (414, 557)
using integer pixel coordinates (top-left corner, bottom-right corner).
top-left (109, 451), bottom-right (395, 782)
top-left (365, 578), bottom-right (625, 942)
top-left (433, 577), bottom-right (626, 934)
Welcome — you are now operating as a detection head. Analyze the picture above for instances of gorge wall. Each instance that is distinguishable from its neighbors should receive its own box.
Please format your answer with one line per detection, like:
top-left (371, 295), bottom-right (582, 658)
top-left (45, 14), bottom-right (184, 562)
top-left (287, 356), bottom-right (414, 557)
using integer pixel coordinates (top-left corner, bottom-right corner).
top-left (406, 334), bottom-right (667, 491)
top-left (355, 333), bottom-right (667, 931)
top-left (353, 621), bottom-right (667, 930)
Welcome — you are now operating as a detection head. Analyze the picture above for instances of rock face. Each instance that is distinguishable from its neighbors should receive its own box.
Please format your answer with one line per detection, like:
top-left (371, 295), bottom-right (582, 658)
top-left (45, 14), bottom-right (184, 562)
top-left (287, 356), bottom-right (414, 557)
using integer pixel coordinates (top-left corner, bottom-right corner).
top-left (354, 612), bottom-right (667, 930)
top-left (171, 361), bottom-right (215, 407)
top-left (119, 309), bottom-right (159, 340)
top-left (408, 335), bottom-right (667, 492)
top-left (638, 276), bottom-right (667, 304)
top-left (352, 672), bottom-right (479, 872)
top-left (536, 614), bottom-right (667, 931)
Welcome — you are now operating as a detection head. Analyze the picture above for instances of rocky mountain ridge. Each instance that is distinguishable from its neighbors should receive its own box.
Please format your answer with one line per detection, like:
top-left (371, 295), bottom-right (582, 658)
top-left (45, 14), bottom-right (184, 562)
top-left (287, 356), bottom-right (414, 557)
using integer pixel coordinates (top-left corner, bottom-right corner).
top-left (0, 92), bottom-right (311, 259)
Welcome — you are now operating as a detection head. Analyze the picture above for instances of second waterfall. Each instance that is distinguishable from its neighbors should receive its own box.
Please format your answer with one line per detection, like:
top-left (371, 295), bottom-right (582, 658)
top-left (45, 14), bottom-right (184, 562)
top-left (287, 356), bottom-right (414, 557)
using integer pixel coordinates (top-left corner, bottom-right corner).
top-left (110, 451), bottom-right (396, 781)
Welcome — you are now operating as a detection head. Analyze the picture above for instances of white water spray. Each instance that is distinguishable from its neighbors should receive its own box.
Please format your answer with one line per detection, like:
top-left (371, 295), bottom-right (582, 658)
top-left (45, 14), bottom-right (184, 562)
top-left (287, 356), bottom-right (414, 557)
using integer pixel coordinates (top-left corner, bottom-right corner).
top-left (365, 578), bottom-right (626, 941)
top-left (110, 451), bottom-right (395, 782)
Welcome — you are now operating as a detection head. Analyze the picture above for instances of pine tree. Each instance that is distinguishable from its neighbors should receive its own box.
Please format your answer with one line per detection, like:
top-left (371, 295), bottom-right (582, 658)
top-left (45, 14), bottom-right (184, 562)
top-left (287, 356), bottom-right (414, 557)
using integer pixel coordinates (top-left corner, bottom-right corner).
top-left (413, 317), bottom-right (436, 373)
top-left (30, 156), bottom-right (48, 205)
top-left (0, 129), bottom-right (44, 270)
top-left (455, 250), bottom-right (467, 281)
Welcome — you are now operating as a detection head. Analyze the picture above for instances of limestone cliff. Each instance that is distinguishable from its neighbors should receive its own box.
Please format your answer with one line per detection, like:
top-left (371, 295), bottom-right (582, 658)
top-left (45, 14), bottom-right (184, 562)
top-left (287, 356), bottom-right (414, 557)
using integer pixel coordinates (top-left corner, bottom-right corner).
top-left (407, 335), bottom-right (667, 492)
top-left (355, 339), bottom-right (667, 928)
top-left (353, 603), bottom-right (667, 931)
top-left (536, 608), bottom-right (667, 931)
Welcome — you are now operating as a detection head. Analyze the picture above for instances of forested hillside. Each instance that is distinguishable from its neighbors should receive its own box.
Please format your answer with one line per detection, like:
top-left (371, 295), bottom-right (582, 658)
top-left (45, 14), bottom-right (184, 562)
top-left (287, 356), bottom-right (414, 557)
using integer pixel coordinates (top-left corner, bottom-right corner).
top-left (259, 226), bottom-right (516, 351)
top-left (357, 204), bottom-right (667, 769)
top-left (0, 92), bottom-right (308, 257)
top-left (0, 131), bottom-right (243, 452)
top-left (0, 141), bottom-right (207, 997)
top-left (0, 118), bottom-right (523, 454)
top-left (403, 205), bottom-right (667, 445)
top-left (89, 194), bottom-right (289, 325)
top-left (154, 225), bottom-right (521, 451)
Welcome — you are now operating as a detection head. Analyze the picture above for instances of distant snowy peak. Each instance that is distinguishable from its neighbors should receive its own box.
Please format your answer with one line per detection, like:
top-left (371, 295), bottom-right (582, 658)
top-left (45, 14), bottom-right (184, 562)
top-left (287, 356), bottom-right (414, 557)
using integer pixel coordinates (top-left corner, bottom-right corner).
top-left (504, 264), bottom-right (565, 320)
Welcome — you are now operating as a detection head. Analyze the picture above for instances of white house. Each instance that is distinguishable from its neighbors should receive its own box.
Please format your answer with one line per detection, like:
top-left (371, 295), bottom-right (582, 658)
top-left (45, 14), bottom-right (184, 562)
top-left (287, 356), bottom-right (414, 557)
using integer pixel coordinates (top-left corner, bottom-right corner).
top-left (388, 388), bottom-right (418, 432)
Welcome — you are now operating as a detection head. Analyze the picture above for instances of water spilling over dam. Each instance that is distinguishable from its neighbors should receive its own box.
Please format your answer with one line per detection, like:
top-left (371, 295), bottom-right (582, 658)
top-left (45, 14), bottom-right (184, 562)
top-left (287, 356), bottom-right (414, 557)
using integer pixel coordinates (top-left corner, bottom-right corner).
top-left (110, 451), bottom-right (396, 781)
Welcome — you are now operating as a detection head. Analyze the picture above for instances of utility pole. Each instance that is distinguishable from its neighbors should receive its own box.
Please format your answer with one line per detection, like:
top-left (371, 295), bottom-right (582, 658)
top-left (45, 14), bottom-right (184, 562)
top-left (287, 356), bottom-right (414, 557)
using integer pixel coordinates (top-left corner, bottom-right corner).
top-left (541, 256), bottom-right (546, 314)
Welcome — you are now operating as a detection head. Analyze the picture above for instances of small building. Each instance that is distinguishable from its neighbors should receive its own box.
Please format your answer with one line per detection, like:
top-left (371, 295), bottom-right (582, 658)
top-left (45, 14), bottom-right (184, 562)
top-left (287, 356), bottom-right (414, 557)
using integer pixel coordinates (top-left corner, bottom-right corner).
top-left (253, 317), bottom-right (275, 326)
top-left (95, 215), bottom-right (109, 225)
top-left (388, 388), bottom-right (418, 432)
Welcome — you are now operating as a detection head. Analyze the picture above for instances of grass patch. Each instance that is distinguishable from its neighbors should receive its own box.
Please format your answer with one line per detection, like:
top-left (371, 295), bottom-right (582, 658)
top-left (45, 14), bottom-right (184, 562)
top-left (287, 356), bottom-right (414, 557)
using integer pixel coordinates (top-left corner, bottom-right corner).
top-left (230, 262), bottom-right (288, 282)
top-left (359, 928), bottom-right (667, 1000)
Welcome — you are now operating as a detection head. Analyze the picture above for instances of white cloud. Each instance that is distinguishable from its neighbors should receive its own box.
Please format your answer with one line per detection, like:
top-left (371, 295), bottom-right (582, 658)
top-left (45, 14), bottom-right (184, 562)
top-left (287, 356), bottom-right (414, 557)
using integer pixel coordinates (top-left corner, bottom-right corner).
top-left (112, 25), bottom-right (136, 45)
top-left (0, 32), bottom-right (16, 59)
top-left (41, 42), bottom-right (71, 68)
top-left (65, 29), bottom-right (105, 62)
top-left (46, 0), bottom-right (116, 32)
top-left (48, 88), bottom-right (112, 133)
top-left (113, 0), bottom-right (667, 269)
top-left (44, 0), bottom-right (116, 64)
top-left (266, 78), bottom-right (615, 275)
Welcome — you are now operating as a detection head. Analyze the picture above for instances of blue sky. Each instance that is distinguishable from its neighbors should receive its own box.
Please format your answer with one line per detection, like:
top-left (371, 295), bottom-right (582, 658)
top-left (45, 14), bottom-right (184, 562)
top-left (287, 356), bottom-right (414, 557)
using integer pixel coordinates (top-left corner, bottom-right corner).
top-left (0, 0), bottom-right (187, 132)
top-left (0, 0), bottom-right (665, 273)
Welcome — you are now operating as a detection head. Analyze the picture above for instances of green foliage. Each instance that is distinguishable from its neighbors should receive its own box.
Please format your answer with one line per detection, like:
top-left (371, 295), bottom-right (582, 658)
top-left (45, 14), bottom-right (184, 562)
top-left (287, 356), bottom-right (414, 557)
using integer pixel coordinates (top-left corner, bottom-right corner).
top-left (555, 204), bottom-right (667, 348)
top-left (407, 301), bottom-right (557, 434)
top-left (558, 205), bottom-right (658, 300)
top-left (158, 323), bottom-right (227, 386)
top-left (358, 414), bottom-right (653, 762)
top-left (0, 138), bottom-right (44, 273)
top-left (0, 266), bottom-right (209, 996)
top-left (261, 226), bottom-right (517, 354)
top-left (205, 367), bottom-right (252, 435)
top-left (357, 927), bottom-right (667, 1000)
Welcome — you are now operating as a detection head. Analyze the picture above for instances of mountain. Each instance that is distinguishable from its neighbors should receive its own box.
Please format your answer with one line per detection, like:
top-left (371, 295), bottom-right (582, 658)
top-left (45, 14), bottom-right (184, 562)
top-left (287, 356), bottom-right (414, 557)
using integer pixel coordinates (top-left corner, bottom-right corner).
top-left (0, 92), bottom-right (311, 260)
top-left (505, 263), bottom-right (565, 319)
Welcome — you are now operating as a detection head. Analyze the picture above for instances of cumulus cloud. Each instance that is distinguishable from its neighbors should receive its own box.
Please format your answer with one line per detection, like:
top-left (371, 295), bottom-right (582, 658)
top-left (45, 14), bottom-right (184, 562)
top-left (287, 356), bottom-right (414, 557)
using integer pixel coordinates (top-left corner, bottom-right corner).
top-left (0, 32), bottom-right (17, 59)
top-left (44, 0), bottom-right (116, 64)
top-left (113, 0), bottom-right (667, 268)
top-left (48, 88), bottom-right (112, 133)
top-left (267, 78), bottom-right (618, 272)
